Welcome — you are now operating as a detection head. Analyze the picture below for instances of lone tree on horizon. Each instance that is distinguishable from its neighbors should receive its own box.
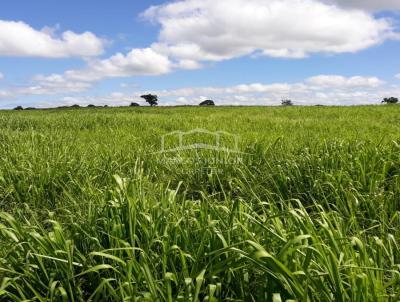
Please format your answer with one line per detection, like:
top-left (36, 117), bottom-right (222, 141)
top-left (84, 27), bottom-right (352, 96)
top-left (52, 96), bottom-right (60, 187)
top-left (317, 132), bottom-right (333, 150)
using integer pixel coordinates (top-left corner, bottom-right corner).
top-left (199, 100), bottom-right (215, 106)
top-left (382, 97), bottom-right (398, 104)
top-left (141, 94), bottom-right (158, 106)
top-left (281, 99), bottom-right (293, 106)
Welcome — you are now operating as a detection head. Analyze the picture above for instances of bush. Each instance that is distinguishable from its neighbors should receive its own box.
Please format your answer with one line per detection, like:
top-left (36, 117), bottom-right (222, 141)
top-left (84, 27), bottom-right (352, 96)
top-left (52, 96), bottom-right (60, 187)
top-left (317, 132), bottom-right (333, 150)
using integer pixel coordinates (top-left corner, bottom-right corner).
top-left (281, 99), bottom-right (293, 106)
top-left (382, 97), bottom-right (399, 104)
top-left (199, 100), bottom-right (215, 106)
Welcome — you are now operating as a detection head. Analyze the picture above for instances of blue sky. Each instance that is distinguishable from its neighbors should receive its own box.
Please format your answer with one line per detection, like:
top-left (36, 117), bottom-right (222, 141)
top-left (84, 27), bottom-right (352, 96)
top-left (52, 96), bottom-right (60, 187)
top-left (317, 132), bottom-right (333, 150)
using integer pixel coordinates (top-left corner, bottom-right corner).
top-left (0, 0), bottom-right (400, 108)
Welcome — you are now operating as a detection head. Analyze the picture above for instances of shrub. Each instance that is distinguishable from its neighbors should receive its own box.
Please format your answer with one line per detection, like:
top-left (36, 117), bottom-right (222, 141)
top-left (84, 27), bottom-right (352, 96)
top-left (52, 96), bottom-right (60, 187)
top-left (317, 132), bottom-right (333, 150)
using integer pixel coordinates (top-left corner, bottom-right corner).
top-left (199, 100), bottom-right (215, 106)
top-left (382, 97), bottom-right (399, 104)
top-left (281, 99), bottom-right (293, 106)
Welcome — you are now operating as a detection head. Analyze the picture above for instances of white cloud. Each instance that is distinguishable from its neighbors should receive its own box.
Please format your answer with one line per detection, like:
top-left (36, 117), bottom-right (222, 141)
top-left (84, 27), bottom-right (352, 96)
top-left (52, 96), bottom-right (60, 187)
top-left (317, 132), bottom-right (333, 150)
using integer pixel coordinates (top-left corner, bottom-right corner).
top-left (64, 48), bottom-right (172, 81)
top-left (0, 74), bottom-right (93, 99)
top-left (131, 74), bottom-right (389, 106)
top-left (396, 74), bottom-right (400, 80)
top-left (305, 75), bottom-right (384, 88)
top-left (120, 82), bottom-right (140, 89)
top-left (0, 20), bottom-right (105, 58)
top-left (2, 74), bottom-right (397, 108)
top-left (0, 48), bottom-right (172, 99)
top-left (8, 0), bottom-right (395, 96)
top-left (24, 75), bottom-right (93, 95)
top-left (0, 72), bottom-right (3, 80)
top-left (36, 48), bottom-right (172, 87)
top-left (143, 0), bottom-right (397, 62)
top-left (143, 75), bottom-right (383, 99)
top-left (328, 0), bottom-right (400, 11)
top-left (175, 59), bottom-right (203, 70)
top-left (1, 1), bottom-right (398, 105)
top-left (0, 90), bottom-right (9, 98)
top-left (0, 74), bottom-right (387, 104)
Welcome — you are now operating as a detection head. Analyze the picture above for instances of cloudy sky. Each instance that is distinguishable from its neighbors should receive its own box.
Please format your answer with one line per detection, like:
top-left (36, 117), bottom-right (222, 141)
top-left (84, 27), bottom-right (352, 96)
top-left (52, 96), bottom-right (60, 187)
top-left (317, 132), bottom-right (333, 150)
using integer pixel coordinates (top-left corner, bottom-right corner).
top-left (0, 0), bottom-right (399, 108)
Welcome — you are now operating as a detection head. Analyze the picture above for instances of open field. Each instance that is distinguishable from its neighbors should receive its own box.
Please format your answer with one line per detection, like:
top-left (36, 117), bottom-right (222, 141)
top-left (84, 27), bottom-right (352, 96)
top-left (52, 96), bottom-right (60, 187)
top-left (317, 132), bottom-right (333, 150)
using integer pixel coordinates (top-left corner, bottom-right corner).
top-left (1, 106), bottom-right (400, 301)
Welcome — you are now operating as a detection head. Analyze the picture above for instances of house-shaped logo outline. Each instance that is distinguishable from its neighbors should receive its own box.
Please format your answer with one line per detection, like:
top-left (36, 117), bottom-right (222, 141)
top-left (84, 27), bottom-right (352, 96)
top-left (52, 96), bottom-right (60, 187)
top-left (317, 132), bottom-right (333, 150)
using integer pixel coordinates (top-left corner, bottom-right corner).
top-left (157, 128), bottom-right (245, 153)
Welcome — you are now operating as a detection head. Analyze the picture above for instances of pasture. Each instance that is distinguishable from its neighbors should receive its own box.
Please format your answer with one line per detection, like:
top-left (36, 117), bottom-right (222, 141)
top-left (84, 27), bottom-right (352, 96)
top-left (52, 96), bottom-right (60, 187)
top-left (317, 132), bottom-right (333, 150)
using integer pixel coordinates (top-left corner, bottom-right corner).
top-left (0, 106), bottom-right (400, 301)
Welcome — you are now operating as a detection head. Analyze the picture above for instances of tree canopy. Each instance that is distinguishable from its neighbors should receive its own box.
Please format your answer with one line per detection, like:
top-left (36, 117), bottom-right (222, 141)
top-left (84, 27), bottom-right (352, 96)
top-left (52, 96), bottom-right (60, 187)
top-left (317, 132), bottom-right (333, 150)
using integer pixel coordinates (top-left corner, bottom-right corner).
top-left (281, 99), bottom-right (293, 106)
top-left (199, 100), bottom-right (215, 106)
top-left (382, 97), bottom-right (399, 104)
top-left (140, 94), bottom-right (158, 106)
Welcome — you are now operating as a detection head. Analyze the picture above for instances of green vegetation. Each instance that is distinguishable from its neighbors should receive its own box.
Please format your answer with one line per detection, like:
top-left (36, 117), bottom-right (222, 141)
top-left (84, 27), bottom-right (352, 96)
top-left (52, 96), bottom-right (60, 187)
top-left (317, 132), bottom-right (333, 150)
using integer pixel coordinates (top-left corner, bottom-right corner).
top-left (1, 106), bottom-right (400, 301)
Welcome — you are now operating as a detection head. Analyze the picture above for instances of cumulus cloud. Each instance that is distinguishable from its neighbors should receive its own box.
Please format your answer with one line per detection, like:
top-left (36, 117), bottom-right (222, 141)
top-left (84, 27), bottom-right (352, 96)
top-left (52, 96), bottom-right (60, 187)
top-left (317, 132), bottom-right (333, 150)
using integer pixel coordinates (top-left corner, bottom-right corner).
top-left (1, 0), bottom-right (398, 105)
top-left (25, 75), bottom-right (93, 95)
top-left (2, 74), bottom-right (396, 108)
top-left (11, 0), bottom-right (396, 95)
top-left (144, 75), bottom-right (384, 99)
top-left (64, 48), bottom-right (172, 81)
top-left (143, 0), bottom-right (397, 62)
top-left (328, 0), bottom-right (400, 11)
top-left (36, 48), bottom-right (172, 87)
top-left (132, 74), bottom-right (392, 106)
top-left (0, 74), bottom-right (93, 99)
top-left (0, 20), bottom-right (105, 58)
top-left (0, 48), bottom-right (172, 99)
top-left (149, 83), bottom-right (307, 98)
top-left (0, 74), bottom-right (387, 104)
top-left (305, 75), bottom-right (384, 88)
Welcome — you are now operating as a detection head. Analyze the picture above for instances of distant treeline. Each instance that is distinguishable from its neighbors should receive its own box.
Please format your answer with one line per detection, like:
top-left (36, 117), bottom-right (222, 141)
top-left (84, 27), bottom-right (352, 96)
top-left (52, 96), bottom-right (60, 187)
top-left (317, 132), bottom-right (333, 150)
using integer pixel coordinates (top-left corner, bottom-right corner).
top-left (12, 98), bottom-right (216, 110)
top-left (11, 96), bottom-right (399, 110)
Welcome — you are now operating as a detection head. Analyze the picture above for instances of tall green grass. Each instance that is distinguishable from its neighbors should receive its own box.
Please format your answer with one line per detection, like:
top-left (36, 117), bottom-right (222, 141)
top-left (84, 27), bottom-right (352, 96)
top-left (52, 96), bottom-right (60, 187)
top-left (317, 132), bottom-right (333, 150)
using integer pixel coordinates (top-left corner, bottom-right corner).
top-left (0, 106), bottom-right (400, 301)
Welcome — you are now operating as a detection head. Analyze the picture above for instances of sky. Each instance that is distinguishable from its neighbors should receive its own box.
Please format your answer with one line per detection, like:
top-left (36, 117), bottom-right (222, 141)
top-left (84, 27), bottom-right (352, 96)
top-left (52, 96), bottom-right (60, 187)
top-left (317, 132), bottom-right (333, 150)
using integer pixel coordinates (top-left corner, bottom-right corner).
top-left (0, 0), bottom-right (399, 108)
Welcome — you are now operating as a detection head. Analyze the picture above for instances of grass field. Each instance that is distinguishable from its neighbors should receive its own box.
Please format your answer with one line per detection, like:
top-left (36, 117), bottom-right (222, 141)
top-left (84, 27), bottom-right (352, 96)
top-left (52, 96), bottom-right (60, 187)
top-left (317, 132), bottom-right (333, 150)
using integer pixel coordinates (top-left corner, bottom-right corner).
top-left (1, 106), bottom-right (400, 301)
